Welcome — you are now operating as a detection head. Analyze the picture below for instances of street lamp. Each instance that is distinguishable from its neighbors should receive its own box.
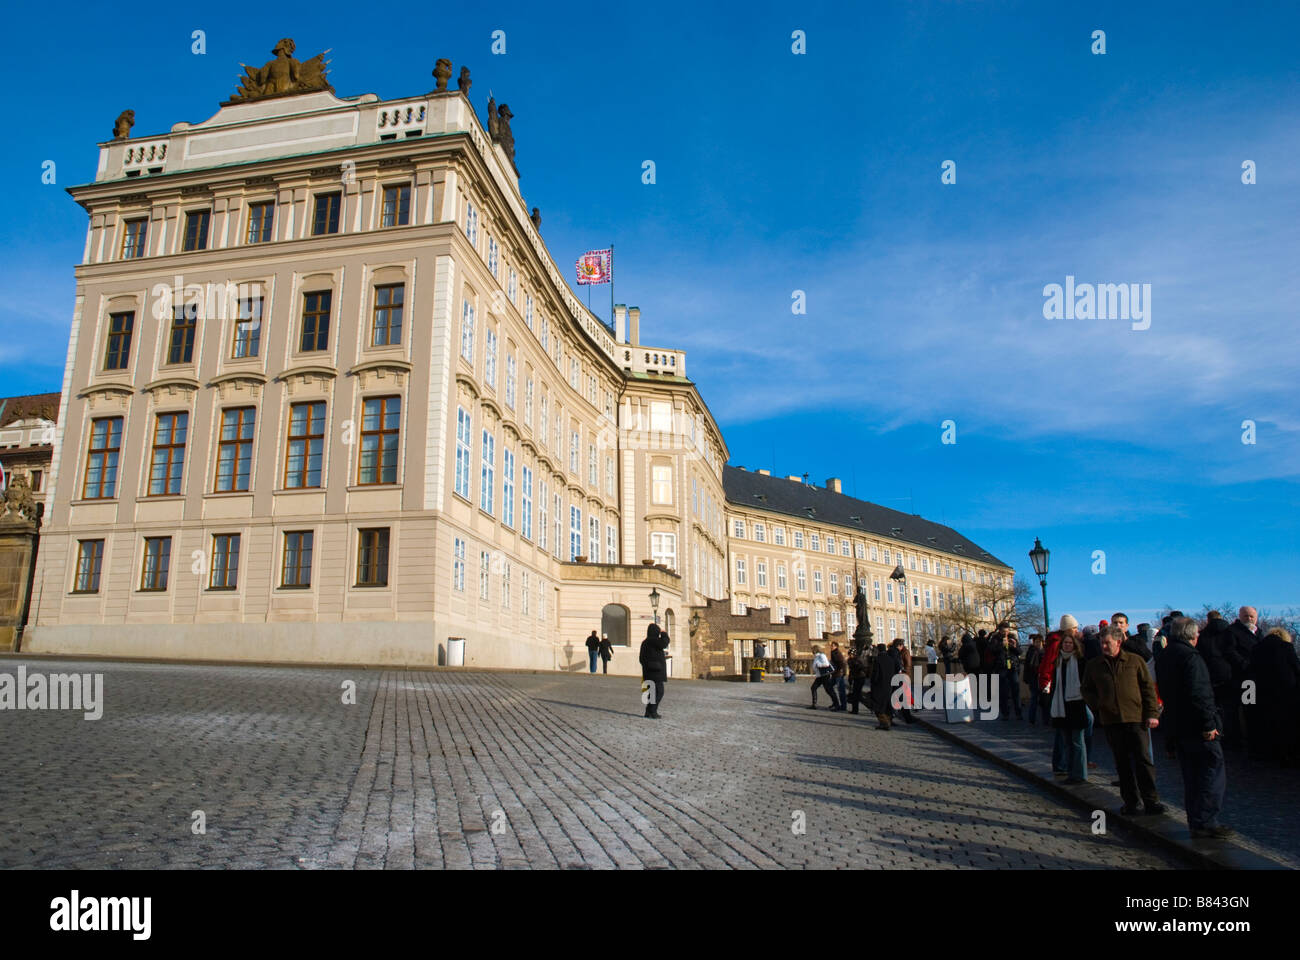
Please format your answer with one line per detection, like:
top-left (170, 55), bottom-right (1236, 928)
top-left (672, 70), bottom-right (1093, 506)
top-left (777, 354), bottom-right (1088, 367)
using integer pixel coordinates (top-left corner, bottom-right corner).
top-left (889, 564), bottom-right (912, 651)
top-left (1029, 537), bottom-right (1050, 639)
top-left (649, 586), bottom-right (661, 626)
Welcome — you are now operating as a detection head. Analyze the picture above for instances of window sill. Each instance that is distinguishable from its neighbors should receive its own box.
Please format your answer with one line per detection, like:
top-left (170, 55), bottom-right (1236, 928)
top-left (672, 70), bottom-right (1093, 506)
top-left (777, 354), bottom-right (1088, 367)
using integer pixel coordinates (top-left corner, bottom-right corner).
top-left (347, 484), bottom-right (402, 492)
top-left (274, 487), bottom-right (325, 495)
top-left (206, 489), bottom-right (252, 498)
top-left (207, 586), bottom-right (238, 592)
top-left (277, 585), bottom-right (313, 591)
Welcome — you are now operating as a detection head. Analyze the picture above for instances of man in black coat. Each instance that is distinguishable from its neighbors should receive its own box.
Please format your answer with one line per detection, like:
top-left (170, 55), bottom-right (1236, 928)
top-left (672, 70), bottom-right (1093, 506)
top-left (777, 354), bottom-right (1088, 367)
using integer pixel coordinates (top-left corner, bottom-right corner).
top-left (585, 630), bottom-right (601, 674)
top-left (958, 634), bottom-right (981, 674)
top-left (1197, 613), bottom-right (1243, 742)
top-left (639, 623), bottom-right (670, 718)
top-left (1155, 618), bottom-right (1233, 839)
top-left (868, 643), bottom-right (895, 729)
top-left (1229, 606), bottom-right (1262, 744)
top-left (598, 634), bottom-right (614, 674)
top-left (1247, 628), bottom-right (1300, 765)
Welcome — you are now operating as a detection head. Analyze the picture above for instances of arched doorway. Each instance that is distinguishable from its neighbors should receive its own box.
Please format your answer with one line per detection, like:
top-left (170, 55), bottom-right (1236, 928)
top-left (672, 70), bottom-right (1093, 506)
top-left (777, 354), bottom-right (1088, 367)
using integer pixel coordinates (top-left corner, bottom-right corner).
top-left (601, 603), bottom-right (630, 647)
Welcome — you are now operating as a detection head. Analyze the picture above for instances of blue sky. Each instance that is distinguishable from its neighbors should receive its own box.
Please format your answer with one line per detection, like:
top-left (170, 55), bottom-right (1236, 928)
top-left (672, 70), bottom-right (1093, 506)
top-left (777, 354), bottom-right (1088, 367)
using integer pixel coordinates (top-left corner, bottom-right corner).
top-left (2, 1), bottom-right (1297, 625)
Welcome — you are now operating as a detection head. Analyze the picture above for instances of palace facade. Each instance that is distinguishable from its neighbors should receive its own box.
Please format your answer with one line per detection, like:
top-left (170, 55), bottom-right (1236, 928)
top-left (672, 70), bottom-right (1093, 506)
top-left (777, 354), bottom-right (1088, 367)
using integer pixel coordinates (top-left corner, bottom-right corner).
top-left (23, 46), bottom-right (1010, 674)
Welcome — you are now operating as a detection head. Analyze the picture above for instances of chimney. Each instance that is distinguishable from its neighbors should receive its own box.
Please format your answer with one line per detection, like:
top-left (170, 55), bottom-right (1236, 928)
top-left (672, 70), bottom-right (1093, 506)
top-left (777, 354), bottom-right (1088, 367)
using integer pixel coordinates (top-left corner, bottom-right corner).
top-left (826, 477), bottom-right (841, 493)
top-left (629, 306), bottom-right (640, 346)
top-left (614, 304), bottom-right (627, 343)
top-left (757, 469), bottom-right (770, 475)
top-left (787, 475), bottom-right (802, 482)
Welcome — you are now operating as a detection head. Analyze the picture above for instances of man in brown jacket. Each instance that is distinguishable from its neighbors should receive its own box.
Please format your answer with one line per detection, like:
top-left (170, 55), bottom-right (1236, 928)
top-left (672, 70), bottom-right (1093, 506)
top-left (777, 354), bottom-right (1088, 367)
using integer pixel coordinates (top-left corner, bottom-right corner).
top-left (1083, 625), bottom-right (1165, 816)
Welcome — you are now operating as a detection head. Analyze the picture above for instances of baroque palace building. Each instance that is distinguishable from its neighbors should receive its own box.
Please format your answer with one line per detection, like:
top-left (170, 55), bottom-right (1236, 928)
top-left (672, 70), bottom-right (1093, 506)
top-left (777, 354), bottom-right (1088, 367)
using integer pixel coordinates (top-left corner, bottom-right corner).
top-left (23, 42), bottom-right (1010, 673)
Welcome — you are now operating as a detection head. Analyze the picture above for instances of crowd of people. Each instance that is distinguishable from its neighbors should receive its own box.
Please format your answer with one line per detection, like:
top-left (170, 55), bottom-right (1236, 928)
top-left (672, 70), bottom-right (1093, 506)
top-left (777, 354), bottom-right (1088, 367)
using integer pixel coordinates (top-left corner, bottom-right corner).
top-left (798, 607), bottom-right (1298, 841)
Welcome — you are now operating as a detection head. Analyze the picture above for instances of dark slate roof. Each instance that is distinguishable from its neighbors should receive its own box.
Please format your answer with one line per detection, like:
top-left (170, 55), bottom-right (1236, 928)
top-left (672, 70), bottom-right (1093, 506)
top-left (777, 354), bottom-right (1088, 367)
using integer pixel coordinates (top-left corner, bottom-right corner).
top-left (722, 465), bottom-right (1010, 570)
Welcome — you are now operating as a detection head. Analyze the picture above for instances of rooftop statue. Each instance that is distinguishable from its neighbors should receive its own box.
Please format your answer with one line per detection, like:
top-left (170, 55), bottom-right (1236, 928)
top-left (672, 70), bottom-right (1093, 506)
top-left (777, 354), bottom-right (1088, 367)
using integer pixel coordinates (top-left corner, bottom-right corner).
top-left (227, 38), bottom-right (333, 104)
top-left (458, 67), bottom-right (472, 94)
top-left (432, 58), bottom-right (452, 92)
top-left (112, 110), bottom-right (135, 140)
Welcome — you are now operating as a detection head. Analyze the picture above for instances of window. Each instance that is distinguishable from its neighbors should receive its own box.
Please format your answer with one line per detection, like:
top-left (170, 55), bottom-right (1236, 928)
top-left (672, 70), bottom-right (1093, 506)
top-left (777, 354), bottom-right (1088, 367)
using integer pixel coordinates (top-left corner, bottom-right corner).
top-left (553, 492), bottom-right (562, 559)
top-left (651, 532), bottom-right (676, 569)
top-left (830, 572), bottom-right (839, 595)
top-left (524, 378), bottom-right (534, 427)
top-left (479, 550), bottom-right (490, 600)
top-left (796, 566), bottom-right (807, 592)
top-left (922, 557), bottom-right (930, 573)
top-left (371, 284), bottom-right (404, 347)
top-left (845, 576), bottom-right (854, 598)
top-left (455, 407), bottom-right (472, 499)
top-left (605, 456), bottom-right (614, 496)
top-left (82, 417), bottom-right (123, 499)
top-left (650, 402), bottom-right (672, 432)
top-left (181, 210), bottom-right (210, 251)
top-left (756, 560), bottom-right (768, 588)
top-left (842, 541), bottom-right (851, 557)
top-left (777, 563), bottom-right (787, 590)
top-left (484, 328), bottom-right (497, 388)
top-left (871, 545), bottom-right (879, 562)
top-left (913, 586), bottom-right (921, 607)
top-left (505, 355), bottom-right (516, 409)
top-left (521, 570), bottom-right (530, 615)
top-left (167, 301), bottom-right (197, 364)
top-left (733, 519), bottom-right (745, 538)
top-left (500, 559), bottom-right (511, 609)
top-left (538, 578), bottom-right (545, 620)
top-left (816, 610), bottom-right (825, 635)
top-left (606, 525), bottom-right (616, 564)
top-left (104, 311), bottom-right (134, 370)
top-left (774, 527), bottom-right (785, 546)
top-left (29, 469), bottom-right (43, 492)
top-left (246, 201), bottom-right (274, 244)
top-left (910, 554), bottom-right (917, 571)
top-left (232, 296), bottom-right (262, 358)
top-left (538, 480), bottom-right (549, 550)
top-left (539, 395), bottom-right (548, 446)
top-left (925, 586), bottom-right (933, 609)
top-left (460, 299), bottom-right (475, 361)
top-left (886, 582), bottom-right (895, 603)
top-left (793, 531), bottom-right (804, 550)
top-left (524, 295), bottom-right (534, 330)
top-left (502, 449), bottom-right (515, 528)
top-left (488, 237), bottom-right (499, 277)
top-left (282, 531), bottom-right (313, 587)
top-left (651, 465), bottom-right (672, 504)
top-left (735, 557), bottom-right (746, 585)
top-left (381, 184), bottom-right (410, 227)
top-left (210, 534), bottom-right (240, 589)
top-left (521, 466), bottom-right (533, 540)
top-left (855, 542), bottom-right (865, 559)
top-left (147, 412), bottom-right (188, 496)
top-left (465, 199), bottom-right (479, 244)
top-left (356, 528), bottom-right (390, 586)
top-left (778, 605), bottom-right (789, 621)
top-left (569, 505), bottom-right (582, 560)
top-left (540, 314), bottom-right (549, 353)
top-left (754, 524), bottom-right (766, 543)
top-left (480, 428), bottom-right (495, 514)
top-left (831, 610), bottom-right (841, 632)
top-left (214, 407), bottom-right (255, 492)
top-left (301, 291), bottom-right (331, 351)
top-left (813, 569), bottom-right (823, 594)
top-left (508, 268), bottom-right (517, 303)
top-left (358, 395), bottom-right (401, 485)
top-left (121, 218), bottom-right (147, 259)
top-left (285, 401), bottom-right (326, 489)
top-left (312, 192), bottom-right (341, 235)
top-left (811, 534), bottom-right (821, 552)
top-left (73, 540), bottom-right (104, 593)
top-left (141, 537), bottom-right (171, 591)
top-left (569, 430), bottom-right (579, 475)
top-left (589, 517), bottom-right (600, 562)
top-left (826, 537), bottom-right (835, 554)
top-left (452, 537), bottom-right (466, 591)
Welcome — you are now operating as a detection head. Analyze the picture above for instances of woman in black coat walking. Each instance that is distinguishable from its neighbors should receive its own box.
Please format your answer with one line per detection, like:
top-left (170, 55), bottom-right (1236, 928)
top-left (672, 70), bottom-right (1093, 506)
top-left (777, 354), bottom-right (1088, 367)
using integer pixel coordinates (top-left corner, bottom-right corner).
top-left (868, 643), bottom-right (896, 730)
top-left (639, 623), bottom-right (670, 718)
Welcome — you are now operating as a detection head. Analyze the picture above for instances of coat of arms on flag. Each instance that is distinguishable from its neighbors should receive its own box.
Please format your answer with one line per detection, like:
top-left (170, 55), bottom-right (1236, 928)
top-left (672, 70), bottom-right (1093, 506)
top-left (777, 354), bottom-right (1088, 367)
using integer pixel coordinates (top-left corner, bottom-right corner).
top-left (575, 249), bottom-right (612, 285)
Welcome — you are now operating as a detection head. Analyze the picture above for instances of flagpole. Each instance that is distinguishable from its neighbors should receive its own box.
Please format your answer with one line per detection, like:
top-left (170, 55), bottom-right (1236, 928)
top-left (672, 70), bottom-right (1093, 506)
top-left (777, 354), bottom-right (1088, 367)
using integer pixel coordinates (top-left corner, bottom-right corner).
top-left (609, 243), bottom-right (614, 330)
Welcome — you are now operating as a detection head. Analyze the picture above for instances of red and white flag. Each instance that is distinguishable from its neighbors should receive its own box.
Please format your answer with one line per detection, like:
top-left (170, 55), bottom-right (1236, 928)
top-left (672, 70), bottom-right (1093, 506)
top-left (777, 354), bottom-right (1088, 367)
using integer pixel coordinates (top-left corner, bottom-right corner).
top-left (575, 249), bottom-right (612, 285)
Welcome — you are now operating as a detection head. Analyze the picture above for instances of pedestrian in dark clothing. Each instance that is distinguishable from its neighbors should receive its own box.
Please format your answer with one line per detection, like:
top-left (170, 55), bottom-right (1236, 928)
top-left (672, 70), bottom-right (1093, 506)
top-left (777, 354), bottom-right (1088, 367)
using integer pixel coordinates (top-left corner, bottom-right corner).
top-left (829, 642), bottom-right (848, 712)
top-left (998, 632), bottom-right (1023, 720)
top-left (1155, 619), bottom-right (1232, 838)
top-left (1247, 627), bottom-right (1300, 766)
top-left (1082, 626), bottom-right (1164, 816)
top-left (891, 639), bottom-right (916, 722)
top-left (958, 634), bottom-right (981, 674)
top-left (585, 630), bottom-right (600, 674)
top-left (1081, 625), bottom-right (1102, 663)
top-left (939, 636), bottom-right (954, 675)
top-left (868, 643), bottom-right (895, 729)
top-left (1023, 635), bottom-right (1046, 724)
top-left (976, 630), bottom-right (990, 674)
top-left (1197, 613), bottom-right (1241, 743)
top-left (847, 652), bottom-right (868, 715)
top-left (639, 623), bottom-right (669, 719)
top-left (598, 634), bottom-right (614, 674)
top-left (1229, 607), bottom-right (1262, 746)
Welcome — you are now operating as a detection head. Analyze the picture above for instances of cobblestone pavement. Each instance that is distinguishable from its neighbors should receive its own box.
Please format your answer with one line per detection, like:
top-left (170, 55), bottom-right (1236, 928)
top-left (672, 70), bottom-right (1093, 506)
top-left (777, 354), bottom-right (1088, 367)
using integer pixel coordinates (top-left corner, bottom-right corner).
top-left (0, 659), bottom-right (1189, 869)
top-left (915, 698), bottom-right (1300, 867)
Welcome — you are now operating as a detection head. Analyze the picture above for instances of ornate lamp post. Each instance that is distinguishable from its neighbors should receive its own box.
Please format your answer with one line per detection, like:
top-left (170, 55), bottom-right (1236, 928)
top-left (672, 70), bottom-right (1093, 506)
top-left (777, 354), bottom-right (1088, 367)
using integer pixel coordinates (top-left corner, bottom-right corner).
top-left (649, 586), bottom-right (661, 626)
top-left (1029, 538), bottom-right (1050, 639)
top-left (889, 564), bottom-right (912, 651)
